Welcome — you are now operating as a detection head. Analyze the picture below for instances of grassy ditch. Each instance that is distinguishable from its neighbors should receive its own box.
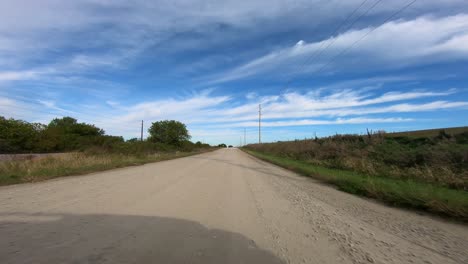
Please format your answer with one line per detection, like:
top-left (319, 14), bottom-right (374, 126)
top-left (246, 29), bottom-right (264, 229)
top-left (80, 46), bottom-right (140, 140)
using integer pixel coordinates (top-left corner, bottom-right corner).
top-left (0, 150), bottom-right (211, 186)
top-left (244, 149), bottom-right (468, 221)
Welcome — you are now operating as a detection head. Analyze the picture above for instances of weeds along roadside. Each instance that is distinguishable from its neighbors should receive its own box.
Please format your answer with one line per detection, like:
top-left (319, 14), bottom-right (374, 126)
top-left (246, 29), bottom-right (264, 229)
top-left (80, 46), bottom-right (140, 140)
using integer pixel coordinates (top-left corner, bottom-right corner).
top-left (0, 147), bottom-right (215, 186)
top-left (244, 130), bottom-right (468, 190)
top-left (241, 130), bottom-right (468, 221)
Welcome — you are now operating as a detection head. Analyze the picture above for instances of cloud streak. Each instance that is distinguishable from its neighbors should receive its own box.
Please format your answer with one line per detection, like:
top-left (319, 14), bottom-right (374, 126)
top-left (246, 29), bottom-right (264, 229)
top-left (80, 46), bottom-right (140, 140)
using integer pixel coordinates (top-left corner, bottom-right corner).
top-left (211, 14), bottom-right (468, 83)
top-left (232, 117), bottom-right (413, 128)
top-left (1, 1), bottom-right (467, 145)
top-left (4, 86), bottom-right (466, 140)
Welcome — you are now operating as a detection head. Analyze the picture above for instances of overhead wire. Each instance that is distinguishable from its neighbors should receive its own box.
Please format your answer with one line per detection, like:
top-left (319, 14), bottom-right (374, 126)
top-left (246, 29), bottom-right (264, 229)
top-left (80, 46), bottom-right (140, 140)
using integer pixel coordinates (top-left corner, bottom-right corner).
top-left (280, 0), bottom-right (378, 93)
top-left (314, 0), bottom-right (417, 75)
top-left (255, 0), bottom-right (417, 141)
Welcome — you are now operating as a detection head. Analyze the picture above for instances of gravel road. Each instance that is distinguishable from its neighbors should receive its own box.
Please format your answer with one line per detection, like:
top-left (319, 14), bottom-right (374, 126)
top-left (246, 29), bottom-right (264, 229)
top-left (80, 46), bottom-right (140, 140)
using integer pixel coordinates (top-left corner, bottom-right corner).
top-left (0, 148), bottom-right (467, 264)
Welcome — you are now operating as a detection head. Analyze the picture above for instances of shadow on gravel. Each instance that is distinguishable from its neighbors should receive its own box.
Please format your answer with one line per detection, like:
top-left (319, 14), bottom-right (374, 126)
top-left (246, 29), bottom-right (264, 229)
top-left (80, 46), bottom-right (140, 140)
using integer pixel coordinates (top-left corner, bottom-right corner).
top-left (0, 213), bottom-right (284, 264)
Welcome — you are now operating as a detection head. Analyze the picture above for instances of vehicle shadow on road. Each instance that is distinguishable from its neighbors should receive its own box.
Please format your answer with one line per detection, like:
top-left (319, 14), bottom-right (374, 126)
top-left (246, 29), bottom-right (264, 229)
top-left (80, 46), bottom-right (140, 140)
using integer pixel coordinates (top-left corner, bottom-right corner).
top-left (0, 213), bottom-right (285, 264)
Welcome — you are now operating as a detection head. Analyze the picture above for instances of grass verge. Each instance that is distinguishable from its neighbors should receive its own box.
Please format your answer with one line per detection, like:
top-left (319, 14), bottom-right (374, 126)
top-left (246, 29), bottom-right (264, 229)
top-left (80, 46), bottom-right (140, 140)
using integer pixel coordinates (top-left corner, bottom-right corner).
top-left (243, 149), bottom-right (468, 221)
top-left (0, 150), bottom-right (211, 186)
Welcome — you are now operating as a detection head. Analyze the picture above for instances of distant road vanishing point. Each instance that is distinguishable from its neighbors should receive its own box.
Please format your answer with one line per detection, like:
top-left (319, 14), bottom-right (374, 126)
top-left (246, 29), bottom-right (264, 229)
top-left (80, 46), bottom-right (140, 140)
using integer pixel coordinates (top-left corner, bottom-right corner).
top-left (0, 148), bottom-right (467, 264)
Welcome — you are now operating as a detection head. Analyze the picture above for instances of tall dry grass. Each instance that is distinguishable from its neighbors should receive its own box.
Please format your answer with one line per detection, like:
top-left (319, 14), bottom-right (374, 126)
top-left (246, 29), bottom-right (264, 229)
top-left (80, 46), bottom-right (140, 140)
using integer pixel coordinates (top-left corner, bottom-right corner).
top-left (245, 150), bottom-right (468, 221)
top-left (246, 131), bottom-right (468, 190)
top-left (0, 151), bottom-right (201, 185)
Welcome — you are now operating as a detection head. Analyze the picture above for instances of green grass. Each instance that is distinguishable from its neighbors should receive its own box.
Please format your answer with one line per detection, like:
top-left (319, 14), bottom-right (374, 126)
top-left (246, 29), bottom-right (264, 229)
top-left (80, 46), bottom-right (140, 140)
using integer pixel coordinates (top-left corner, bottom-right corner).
top-left (244, 149), bottom-right (468, 221)
top-left (0, 150), bottom-right (210, 186)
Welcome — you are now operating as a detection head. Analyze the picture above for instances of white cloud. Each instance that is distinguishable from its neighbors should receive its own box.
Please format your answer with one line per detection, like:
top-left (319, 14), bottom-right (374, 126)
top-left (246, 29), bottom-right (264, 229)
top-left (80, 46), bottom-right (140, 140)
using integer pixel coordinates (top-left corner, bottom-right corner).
top-left (230, 117), bottom-right (413, 128)
top-left (70, 88), bottom-right (468, 130)
top-left (98, 91), bottom-right (231, 133)
top-left (295, 40), bottom-right (305, 46)
top-left (0, 71), bottom-right (38, 81)
top-left (2, 1), bottom-right (467, 78)
top-left (187, 88), bottom-right (463, 124)
top-left (1, 1), bottom-right (467, 145)
top-left (245, 92), bottom-right (257, 100)
top-left (383, 101), bottom-right (468, 112)
top-left (106, 101), bottom-right (119, 108)
top-left (37, 100), bottom-right (55, 109)
top-left (211, 14), bottom-right (468, 83)
top-left (0, 97), bottom-right (17, 108)
top-left (1, 85), bottom-right (467, 144)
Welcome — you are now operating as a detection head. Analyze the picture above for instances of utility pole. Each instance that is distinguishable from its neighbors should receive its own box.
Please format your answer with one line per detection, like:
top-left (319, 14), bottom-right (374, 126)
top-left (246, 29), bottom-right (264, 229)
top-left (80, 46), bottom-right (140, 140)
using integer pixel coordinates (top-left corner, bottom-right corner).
top-left (244, 128), bottom-right (246, 146)
top-left (258, 104), bottom-right (262, 144)
top-left (140, 120), bottom-right (144, 141)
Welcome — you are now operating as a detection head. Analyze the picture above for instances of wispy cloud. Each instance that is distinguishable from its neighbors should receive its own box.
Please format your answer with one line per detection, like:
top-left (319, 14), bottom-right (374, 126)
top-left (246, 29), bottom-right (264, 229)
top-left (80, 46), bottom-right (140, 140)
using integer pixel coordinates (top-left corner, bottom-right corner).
top-left (195, 89), bottom-right (459, 123)
top-left (3, 86), bottom-right (466, 141)
top-left (229, 117), bottom-right (413, 128)
top-left (210, 14), bottom-right (468, 83)
top-left (0, 70), bottom-right (39, 81)
top-left (1, 1), bottom-right (467, 145)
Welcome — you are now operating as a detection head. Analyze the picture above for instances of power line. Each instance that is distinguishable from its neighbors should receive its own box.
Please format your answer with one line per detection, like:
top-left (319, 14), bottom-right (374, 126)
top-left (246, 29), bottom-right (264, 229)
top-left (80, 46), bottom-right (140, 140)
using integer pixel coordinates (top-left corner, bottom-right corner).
top-left (268, 0), bottom-right (344, 84)
top-left (252, 1), bottom-right (377, 140)
top-left (280, 0), bottom-right (376, 93)
top-left (248, 0), bottom-right (415, 143)
top-left (315, 0), bottom-right (417, 75)
top-left (297, 0), bottom-right (383, 75)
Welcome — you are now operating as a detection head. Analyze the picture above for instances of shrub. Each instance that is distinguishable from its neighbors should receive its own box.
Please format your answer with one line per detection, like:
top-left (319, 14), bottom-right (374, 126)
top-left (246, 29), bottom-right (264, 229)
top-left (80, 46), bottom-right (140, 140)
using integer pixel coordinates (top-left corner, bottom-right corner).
top-left (245, 130), bottom-right (468, 190)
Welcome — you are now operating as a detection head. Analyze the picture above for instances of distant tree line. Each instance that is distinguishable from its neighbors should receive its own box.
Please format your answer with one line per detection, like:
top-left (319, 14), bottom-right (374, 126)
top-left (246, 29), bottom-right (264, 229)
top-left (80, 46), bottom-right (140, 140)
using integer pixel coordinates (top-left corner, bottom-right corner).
top-left (0, 116), bottom-right (210, 154)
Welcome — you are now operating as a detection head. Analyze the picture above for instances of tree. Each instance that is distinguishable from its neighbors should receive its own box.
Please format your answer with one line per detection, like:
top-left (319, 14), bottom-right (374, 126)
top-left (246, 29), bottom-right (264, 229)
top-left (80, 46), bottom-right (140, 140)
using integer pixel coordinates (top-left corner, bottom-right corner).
top-left (48, 117), bottom-right (104, 136)
top-left (40, 117), bottom-right (106, 151)
top-left (148, 120), bottom-right (190, 146)
top-left (0, 116), bottom-right (122, 153)
top-left (0, 116), bottom-right (43, 153)
top-left (218, 143), bottom-right (227, 148)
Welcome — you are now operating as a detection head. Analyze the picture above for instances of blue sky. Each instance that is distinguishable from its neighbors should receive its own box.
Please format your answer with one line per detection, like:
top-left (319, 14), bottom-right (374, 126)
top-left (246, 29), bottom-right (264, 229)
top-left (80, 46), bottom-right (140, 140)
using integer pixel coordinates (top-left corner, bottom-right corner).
top-left (1, 0), bottom-right (468, 146)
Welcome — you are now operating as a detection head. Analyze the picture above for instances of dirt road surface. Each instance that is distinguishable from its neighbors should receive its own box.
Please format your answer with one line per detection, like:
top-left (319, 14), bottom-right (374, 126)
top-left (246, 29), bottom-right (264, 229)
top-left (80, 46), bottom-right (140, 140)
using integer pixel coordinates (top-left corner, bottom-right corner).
top-left (0, 149), bottom-right (467, 264)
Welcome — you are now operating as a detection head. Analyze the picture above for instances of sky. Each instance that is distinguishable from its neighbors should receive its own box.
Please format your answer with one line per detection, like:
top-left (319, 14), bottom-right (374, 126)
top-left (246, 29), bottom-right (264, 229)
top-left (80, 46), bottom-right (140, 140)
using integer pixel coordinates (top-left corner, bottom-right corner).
top-left (1, 0), bottom-right (468, 146)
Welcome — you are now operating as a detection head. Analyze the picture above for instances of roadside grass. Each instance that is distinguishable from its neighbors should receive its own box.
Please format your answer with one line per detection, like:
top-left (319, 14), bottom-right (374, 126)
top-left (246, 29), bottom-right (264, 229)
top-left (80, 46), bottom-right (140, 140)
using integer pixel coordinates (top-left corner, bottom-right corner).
top-left (0, 150), bottom-right (209, 186)
top-left (244, 149), bottom-right (468, 221)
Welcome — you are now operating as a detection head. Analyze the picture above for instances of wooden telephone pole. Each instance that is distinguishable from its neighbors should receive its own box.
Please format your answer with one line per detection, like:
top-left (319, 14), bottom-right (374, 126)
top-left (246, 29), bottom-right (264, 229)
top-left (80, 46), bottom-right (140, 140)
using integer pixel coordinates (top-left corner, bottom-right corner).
top-left (244, 128), bottom-right (246, 146)
top-left (140, 120), bottom-right (144, 141)
top-left (258, 104), bottom-right (262, 144)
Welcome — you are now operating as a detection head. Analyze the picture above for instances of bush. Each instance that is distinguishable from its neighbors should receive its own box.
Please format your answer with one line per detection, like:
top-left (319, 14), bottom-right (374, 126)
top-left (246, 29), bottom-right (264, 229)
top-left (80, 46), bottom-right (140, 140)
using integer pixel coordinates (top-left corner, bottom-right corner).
top-left (245, 131), bottom-right (468, 190)
top-left (0, 116), bottom-right (212, 156)
top-left (0, 117), bottom-right (43, 153)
